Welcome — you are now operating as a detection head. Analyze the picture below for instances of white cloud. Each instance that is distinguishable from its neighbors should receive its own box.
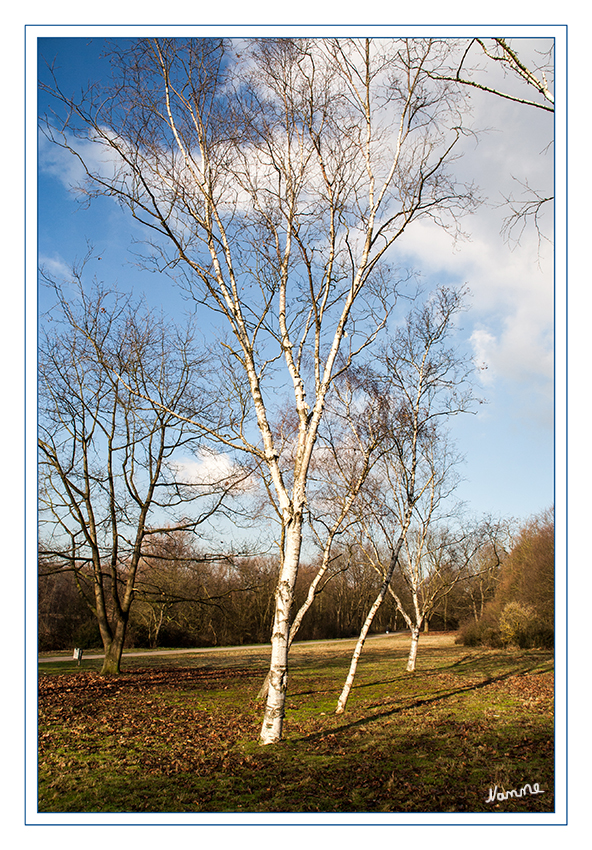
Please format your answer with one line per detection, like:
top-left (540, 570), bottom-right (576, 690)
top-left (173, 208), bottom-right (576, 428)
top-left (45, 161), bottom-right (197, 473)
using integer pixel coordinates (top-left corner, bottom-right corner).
top-left (38, 253), bottom-right (74, 281)
top-left (38, 127), bottom-right (124, 192)
top-left (171, 450), bottom-right (255, 493)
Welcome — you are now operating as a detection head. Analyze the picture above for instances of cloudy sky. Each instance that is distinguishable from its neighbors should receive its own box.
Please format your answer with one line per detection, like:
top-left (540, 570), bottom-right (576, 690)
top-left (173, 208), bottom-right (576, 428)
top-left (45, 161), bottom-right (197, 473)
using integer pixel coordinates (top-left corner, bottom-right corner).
top-left (34, 29), bottom-right (560, 528)
top-left (393, 52), bottom-right (557, 524)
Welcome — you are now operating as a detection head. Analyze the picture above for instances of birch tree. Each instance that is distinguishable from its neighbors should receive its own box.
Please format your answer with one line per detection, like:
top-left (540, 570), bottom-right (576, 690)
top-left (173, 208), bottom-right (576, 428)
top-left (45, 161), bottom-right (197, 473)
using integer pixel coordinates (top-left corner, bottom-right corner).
top-left (256, 369), bottom-right (388, 700)
top-left (335, 286), bottom-right (474, 711)
top-left (38, 279), bottom-right (239, 674)
top-left (419, 37), bottom-right (554, 249)
top-left (293, 374), bottom-right (389, 636)
top-left (40, 37), bottom-right (477, 742)
top-left (428, 38), bottom-right (554, 112)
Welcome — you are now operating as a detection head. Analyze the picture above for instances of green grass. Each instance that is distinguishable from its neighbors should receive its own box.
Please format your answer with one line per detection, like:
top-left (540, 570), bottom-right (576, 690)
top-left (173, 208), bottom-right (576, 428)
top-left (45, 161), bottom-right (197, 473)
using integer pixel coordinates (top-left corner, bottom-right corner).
top-left (38, 633), bottom-right (555, 814)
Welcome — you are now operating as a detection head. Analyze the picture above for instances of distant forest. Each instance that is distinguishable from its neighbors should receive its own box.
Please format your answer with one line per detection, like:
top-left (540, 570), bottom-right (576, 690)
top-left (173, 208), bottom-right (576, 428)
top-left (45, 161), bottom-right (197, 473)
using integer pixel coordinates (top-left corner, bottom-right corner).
top-left (39, 509), bottom-right (553, 652)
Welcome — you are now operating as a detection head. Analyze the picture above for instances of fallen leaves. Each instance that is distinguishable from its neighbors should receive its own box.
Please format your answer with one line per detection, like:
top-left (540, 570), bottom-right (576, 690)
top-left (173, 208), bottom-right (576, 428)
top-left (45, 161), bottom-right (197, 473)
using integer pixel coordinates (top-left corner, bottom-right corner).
top-left (37, 650), bottom-right (555, 814)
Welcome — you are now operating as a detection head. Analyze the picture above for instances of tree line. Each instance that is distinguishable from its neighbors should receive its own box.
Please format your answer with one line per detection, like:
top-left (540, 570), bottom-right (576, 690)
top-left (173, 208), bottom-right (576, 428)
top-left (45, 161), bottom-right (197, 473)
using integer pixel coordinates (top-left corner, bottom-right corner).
top-left (457, 508), bottom-right (554, 650)
top-left (39, 515), bottom-right (514, 652)
top-left (40, 505), bottom-right (553, 662)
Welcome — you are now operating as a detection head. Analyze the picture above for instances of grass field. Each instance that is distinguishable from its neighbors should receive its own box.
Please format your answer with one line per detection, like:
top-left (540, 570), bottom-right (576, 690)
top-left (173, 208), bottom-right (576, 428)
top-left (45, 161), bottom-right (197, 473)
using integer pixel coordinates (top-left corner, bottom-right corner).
top-left (38, 633), bottom-right (555, 814)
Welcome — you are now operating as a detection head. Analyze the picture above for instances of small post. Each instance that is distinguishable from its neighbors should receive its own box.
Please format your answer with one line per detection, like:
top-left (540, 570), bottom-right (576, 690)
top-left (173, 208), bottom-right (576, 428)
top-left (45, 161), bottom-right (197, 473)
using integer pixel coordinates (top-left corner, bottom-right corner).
top-left (73, 648), bottom-right (83, 667)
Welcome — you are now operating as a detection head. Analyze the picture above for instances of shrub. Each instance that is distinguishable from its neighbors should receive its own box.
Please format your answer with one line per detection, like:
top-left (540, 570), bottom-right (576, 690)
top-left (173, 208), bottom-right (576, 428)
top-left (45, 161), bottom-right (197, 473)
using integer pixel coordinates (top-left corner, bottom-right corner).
top-left (499, 601), bottom-right (553, 649)
top-left (456, 618), bottom-right (502, 648)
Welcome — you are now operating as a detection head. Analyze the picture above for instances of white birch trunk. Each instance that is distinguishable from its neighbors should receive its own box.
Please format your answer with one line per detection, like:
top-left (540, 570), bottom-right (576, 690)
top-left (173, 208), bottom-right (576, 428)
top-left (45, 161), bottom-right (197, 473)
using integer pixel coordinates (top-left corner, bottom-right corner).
top-left (259, 515), bottom-right (303, 745)
top-left (335, 589), bottom-right (385, 714)
top-left (406, 626), bottom-right (420, 672)
top-left (335, 548), bottom-right (403, 714)
top-left (257, 546), bottom-right (336, 702)
top-left (335, 506), bottom-right (413, 714)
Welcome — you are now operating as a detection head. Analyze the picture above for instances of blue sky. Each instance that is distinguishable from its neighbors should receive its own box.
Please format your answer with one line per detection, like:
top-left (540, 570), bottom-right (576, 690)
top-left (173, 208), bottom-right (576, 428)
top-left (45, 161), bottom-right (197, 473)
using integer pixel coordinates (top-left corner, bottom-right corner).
top-left (36, 33), bottom-right (559, 528)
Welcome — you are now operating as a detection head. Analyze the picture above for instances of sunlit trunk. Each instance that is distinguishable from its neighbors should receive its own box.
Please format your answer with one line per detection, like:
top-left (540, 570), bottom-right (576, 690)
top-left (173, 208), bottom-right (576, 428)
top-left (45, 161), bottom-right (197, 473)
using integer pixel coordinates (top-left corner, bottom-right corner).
top-left (257, 529), bottom-right (342, 703)
top-left (335, 549), bottom-right (407, 714)
top-left (335, 590), bottom-right (384, 714)
top-left (152, 607), bottom-right (165, 649)
top-left (406, 626), bottom-right (420, 672)
top-left (259, 516), bottom-right (303, 745)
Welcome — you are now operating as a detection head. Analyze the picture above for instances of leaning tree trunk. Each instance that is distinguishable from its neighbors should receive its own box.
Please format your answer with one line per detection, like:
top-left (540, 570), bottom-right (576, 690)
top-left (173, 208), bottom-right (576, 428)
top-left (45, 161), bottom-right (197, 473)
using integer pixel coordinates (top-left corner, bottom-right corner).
top-left (335, 549), bottom-right (403, 714)
top-left (335, 588), bottom-right (387, 714)
top-left (259, 515), bottom-right (303, 745)
top-left (335, 512), bottom-right (412, 715)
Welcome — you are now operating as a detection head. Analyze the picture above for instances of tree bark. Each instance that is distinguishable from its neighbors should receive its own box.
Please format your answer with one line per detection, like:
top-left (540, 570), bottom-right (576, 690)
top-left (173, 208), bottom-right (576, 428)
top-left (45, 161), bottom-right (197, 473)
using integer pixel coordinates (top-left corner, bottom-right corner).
top-left (335, 590), bottom-right (384, 714)
top-left (335, 498), bottom-right (413, 715)
top-left (406, 626), bottom-right (420, 672)
top-left (259, 515), bottom-right (303, 745)
top-left (100, 618), bottom-right (127, 675)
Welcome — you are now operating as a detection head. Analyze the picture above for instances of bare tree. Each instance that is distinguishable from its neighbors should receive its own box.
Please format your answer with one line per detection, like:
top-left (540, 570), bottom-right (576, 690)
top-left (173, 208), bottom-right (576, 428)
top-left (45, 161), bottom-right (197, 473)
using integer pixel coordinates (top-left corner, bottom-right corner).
top-left (428, 38), bottom-right (554, 112)
top-left (452, 519), bottom-right (510, 625)
top-left (38, 277), bottom-right (242, 674)
top-left (335, 286), bottom-right (474, 711)
top-left (422, 38), bottom-right (554, 249)
top-left (391, 521), bottom-right (481, 672)
top-left (40, 37), bottom-right (477, 742)
top-left (256, 370), bottom-right (388, 700)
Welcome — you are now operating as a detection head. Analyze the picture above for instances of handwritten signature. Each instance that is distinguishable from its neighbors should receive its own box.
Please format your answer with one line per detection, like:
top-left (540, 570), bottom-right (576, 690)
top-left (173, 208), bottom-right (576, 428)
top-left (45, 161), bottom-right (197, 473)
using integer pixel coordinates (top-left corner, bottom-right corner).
top-left (486, 782), bottom-right (544, 803)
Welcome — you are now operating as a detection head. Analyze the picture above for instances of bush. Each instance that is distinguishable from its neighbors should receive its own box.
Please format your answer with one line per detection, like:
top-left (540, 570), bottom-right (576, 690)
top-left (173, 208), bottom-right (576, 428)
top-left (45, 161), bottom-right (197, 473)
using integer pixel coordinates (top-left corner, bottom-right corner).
top-left (456, 619), bottom-right (502, 648)
top-left (499, 601), bottom-right (553, 649)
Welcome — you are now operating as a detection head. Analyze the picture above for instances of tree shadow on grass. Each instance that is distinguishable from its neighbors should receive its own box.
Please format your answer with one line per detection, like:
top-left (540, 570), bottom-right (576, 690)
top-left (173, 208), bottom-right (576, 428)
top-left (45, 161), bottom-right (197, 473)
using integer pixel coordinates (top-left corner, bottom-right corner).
top-left (291, 652), bottom-right (547, 701)
top-left (442, 650), bottom-right (553, 678)
top-left (296, 664), bottom-right (545, 743)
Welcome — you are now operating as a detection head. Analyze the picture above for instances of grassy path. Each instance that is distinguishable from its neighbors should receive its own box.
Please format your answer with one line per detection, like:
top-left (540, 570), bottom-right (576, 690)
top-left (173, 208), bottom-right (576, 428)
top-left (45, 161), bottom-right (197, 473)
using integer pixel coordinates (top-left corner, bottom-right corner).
top-left (38, 631), bottom-right (413, 665)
